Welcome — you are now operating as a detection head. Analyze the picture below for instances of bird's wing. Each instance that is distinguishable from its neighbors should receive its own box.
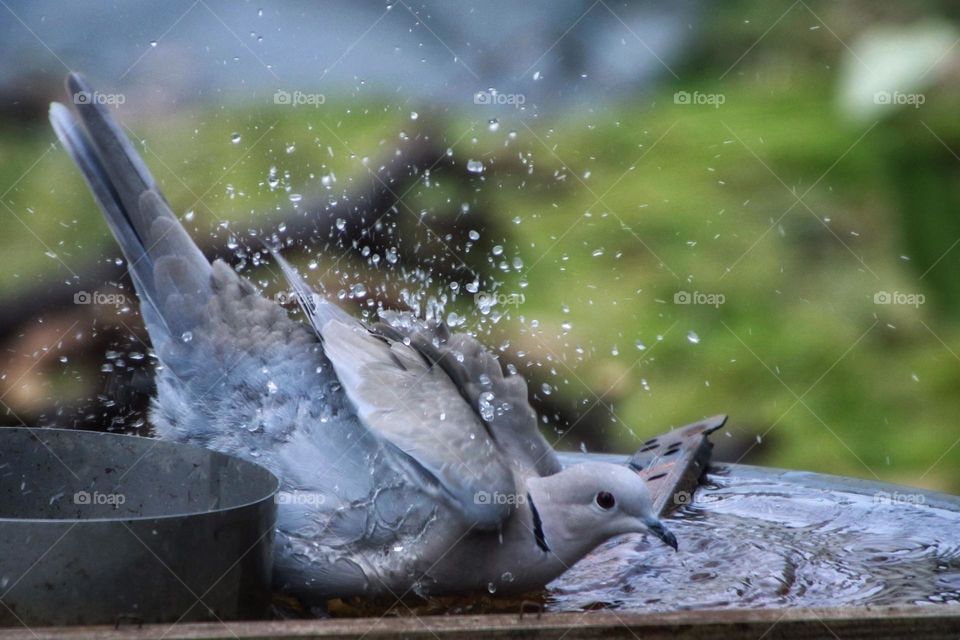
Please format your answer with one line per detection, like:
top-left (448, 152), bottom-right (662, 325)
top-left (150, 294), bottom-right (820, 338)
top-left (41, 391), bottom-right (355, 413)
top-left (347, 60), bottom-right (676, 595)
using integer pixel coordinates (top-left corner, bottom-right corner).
top-left (321, 318), bottom-right (518, 529)
top-left (375, 312), bottom-right (563, 478)
top-left (273, 251), bottom-right (562, 490)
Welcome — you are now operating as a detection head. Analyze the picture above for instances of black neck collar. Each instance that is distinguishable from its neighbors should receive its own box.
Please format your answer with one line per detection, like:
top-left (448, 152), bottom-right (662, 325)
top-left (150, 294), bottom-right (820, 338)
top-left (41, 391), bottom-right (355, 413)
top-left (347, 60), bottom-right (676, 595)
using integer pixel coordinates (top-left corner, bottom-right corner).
top-left (527, 492), bottom-right (551, 553)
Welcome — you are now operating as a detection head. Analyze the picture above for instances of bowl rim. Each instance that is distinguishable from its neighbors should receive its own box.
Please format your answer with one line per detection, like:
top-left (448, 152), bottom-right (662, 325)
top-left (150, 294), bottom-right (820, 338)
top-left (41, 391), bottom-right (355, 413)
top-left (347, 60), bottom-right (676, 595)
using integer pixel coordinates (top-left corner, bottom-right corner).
top-left (0, 426), bottom-right (281, 524)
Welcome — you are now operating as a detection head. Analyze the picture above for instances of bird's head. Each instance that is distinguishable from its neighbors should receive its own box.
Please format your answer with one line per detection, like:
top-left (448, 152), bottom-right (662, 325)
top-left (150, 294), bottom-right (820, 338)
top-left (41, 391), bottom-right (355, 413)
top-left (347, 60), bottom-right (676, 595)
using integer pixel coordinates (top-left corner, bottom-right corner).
top-left (526, 462), bottom-right (677, 564)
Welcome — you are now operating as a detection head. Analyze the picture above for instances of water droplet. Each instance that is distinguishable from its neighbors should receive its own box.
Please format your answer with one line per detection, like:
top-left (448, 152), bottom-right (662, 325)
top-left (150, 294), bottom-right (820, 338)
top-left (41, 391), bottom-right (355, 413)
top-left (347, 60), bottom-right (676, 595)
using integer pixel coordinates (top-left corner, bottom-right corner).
top-left (466, 159), bottom-right (485, 173)
top-left (487, 582), bottom-right (497, 594)
top-left (351, 283), bottom-right (368, 297)
top-left (149, 40), bottom-right (158, 48)
top-left (285, 143), bottom-right (296, 154)
top-left (635, 340), bottom-right (646, 351)
top-left (488, 118), bottom-right (500, 132)
top-left (533, 70), bottom-right (542, 81)
top-left (410, 111), bottom-right (419, 120)
top-left (180, 331), bottom-right (193, 343)
top-left (468, 229), bottom-right (480, 241)
top-left (687, 331), bottom-right (700, 345)
top-left (267, 380), bottom-right (278, 394)
top-left (592, 247), bottom-right (604, 257)
top-left (184, 210), bottom-right (195, 222)
top-left (479, 392), bottom-right (496, 421)
top-left (288, 193), bottom-right (302, 203)
top-left (541, 382), bottom-right (552, 396)
top-left (230, 133), bottom-right (242, 144)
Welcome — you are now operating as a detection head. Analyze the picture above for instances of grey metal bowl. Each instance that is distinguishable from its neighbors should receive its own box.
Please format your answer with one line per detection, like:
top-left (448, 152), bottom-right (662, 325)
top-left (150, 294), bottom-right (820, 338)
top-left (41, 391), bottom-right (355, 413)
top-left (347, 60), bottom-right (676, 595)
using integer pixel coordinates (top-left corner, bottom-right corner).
top-left (0, 427), bottom-right (279, 627)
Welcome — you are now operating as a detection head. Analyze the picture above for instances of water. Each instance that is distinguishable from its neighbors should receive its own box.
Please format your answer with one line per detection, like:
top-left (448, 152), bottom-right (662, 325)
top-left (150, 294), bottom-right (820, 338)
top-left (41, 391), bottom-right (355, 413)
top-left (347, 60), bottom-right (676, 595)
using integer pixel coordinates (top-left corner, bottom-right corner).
top-left (549, 465), bottom-right (960, 612)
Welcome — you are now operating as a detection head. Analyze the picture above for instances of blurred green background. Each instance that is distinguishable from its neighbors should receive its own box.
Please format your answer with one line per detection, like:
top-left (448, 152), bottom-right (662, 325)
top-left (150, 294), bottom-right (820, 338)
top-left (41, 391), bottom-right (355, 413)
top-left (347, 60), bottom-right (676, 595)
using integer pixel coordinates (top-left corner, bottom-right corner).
top-left (3, 1), bottom-right (960, 492)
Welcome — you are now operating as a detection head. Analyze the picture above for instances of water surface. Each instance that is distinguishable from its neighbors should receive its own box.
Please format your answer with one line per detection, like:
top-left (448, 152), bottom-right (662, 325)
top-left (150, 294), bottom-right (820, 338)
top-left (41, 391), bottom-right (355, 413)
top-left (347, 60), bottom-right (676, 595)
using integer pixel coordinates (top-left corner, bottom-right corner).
top-left (550, 465), bottom-right (960, 611)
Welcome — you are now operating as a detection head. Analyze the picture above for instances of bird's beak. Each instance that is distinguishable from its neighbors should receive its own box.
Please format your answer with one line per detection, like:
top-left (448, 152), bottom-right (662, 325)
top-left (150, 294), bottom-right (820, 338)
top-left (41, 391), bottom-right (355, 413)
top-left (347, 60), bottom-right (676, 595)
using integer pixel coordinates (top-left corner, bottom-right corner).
top-left (643, 516), bottom-right (678, 551)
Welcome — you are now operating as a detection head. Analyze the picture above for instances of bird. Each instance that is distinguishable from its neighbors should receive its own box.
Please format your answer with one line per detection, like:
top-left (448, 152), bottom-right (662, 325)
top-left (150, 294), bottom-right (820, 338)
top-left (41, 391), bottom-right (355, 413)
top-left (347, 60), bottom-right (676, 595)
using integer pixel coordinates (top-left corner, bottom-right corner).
top-left (49, 73), bottom-right (678, 605)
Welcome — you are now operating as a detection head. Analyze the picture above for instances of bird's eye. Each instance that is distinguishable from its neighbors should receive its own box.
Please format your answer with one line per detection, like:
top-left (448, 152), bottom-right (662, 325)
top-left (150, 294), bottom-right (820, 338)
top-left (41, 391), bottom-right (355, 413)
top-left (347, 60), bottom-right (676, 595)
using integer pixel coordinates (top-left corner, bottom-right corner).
top-left (595, 491), bottom-right (615, 510)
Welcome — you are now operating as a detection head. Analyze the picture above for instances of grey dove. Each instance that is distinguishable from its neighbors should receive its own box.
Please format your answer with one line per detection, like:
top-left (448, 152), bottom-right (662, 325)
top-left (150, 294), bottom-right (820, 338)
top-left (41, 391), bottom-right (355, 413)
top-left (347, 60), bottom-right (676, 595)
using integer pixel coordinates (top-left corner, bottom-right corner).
top-left (49, 73), bottom-right (678, 603)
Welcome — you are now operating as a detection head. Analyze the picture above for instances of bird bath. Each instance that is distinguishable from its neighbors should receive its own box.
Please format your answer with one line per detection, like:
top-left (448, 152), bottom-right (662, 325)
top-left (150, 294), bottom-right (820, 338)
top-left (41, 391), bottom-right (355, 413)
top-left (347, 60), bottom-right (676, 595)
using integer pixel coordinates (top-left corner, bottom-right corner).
top-left (0, 427), bottom-right (957, 638)
top-left (550, 462), bottom-right (960, 612)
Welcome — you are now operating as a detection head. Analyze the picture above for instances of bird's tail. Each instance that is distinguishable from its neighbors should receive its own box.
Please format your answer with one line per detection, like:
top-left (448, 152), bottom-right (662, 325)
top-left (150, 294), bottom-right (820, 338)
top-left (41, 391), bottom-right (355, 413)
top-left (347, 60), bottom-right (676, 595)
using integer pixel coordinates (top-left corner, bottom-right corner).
top-left (49, 73), bottom-right (211, 346)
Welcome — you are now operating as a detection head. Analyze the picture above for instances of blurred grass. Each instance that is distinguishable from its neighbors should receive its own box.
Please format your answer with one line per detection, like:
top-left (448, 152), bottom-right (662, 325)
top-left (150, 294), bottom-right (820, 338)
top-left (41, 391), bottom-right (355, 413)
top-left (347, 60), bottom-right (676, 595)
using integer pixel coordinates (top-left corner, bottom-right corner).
top-left (3, 55), bottom-right (960, 492)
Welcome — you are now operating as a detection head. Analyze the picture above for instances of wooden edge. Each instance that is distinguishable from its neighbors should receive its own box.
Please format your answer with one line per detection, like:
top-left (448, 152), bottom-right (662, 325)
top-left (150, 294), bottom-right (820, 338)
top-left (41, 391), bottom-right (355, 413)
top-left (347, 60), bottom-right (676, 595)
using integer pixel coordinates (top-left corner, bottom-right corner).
top-left (3, 606), bottom-right (958, 640)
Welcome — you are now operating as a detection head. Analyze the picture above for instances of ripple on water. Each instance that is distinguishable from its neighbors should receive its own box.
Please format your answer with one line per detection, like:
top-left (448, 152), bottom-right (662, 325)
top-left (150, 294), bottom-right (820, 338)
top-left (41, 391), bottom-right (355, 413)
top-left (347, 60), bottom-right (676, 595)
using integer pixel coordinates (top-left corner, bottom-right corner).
top-left (549, 468), bottom-right (960, 612)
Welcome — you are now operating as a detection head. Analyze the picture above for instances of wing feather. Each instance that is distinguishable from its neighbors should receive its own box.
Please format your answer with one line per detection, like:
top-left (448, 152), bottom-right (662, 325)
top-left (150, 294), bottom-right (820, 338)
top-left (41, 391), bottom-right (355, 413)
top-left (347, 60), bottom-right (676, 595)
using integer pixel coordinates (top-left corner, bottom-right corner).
top-left (321, 319), bottom-right (516, 528)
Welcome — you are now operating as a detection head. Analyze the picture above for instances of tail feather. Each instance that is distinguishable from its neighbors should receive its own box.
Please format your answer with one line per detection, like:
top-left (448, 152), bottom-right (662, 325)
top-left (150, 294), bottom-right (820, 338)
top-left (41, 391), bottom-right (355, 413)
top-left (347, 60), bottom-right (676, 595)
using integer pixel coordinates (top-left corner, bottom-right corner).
top-left (50, 73), bottom-right (210, 341)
